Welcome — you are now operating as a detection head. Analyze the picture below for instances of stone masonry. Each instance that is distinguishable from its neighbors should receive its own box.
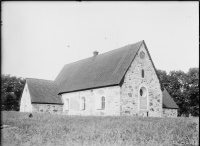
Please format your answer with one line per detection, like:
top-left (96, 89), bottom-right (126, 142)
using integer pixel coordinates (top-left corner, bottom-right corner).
top-left (163, 109), bottom-right (178, 117)
top-left (32, 104), bottom-right (63, 114)
top-left (121, 43), bottom-right (163, 117)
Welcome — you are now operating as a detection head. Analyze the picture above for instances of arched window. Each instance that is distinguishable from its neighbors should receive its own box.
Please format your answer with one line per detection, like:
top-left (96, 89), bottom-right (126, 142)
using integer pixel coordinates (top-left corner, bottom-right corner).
top-left (96, 96), bottom-right (106, 110)
top-left (139, 87), bottom-right (147, 110)
top-left (142, 69), bottom-right (144, 78)
top-left (95, 89), bottom-right (106, 110)
top-left (102, 96), bottom-right (105, 109)
top-left (81, 97), bottom-right (86, 110)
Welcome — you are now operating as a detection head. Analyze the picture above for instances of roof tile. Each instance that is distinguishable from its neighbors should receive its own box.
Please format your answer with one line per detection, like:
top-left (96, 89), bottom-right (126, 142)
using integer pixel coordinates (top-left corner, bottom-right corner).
top-left (27, 78), bottom-right (63, 104)
top-left (162, 88), bottom-right (179, 109)
top-left (55, 40), bottom-right (143, 94)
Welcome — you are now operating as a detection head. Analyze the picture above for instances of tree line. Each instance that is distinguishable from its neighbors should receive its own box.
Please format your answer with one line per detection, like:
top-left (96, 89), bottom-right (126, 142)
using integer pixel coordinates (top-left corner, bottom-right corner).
top-left (157, 67), bottom-right (199, 117)
top-left (1, 75), bottom-right (25, 111)
top-left (1, 67), bottom-right (199, 116)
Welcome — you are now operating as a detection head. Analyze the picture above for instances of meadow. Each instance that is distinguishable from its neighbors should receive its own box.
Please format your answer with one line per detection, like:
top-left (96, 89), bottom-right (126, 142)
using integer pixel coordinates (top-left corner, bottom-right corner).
top-left (1, 111), bottom-right (199, 146)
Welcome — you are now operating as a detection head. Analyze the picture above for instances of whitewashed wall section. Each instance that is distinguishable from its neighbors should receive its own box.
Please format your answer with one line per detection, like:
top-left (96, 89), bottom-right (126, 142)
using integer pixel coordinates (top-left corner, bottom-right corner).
top-left (19, 83), bottom-right (32, 112)
top-left (61, 86), bottom-right (120, 116)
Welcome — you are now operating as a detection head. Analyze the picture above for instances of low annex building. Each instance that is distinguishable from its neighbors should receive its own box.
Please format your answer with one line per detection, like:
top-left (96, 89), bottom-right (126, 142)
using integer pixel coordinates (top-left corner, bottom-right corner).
top-left (20, 79), bottom-right (63, 114)
top-left (20, 40), bottom-right (178, 117)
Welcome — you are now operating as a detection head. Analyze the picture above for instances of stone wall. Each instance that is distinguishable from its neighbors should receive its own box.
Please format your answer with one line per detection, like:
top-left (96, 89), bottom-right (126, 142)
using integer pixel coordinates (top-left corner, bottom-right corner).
top-left (32, 104), bottom-right (63, 114)
top-left (163, 109), bottom-right (178, 117)
top-left (61, 86), bottom-right (120, 116)
top-left (121, 43), bottom-right (163, 117)
top-left (20, 83), bottom-right (33, 112)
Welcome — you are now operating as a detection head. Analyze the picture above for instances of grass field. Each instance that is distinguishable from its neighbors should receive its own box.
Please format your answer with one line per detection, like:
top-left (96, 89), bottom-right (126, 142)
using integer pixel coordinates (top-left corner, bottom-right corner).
top-left (1, 111), bottom-right (199, 146)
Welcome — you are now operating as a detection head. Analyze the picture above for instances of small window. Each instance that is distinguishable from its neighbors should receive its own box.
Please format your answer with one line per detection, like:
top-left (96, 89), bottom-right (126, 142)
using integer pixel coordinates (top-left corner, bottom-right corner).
top-left (81, 97), bottom-right (86, 110)
top-left (142, 69), bottom-right (144, 78)
top-left (140, 89), bottom-right (143, 96)
top-left (102, 96), bottom-right (105, 109)
top-left (140, 51), bottom-right (145, 59)
top-left (139, 87), bottom-right (147, 110)
top-left (140, 87), bottom-right (147, 97)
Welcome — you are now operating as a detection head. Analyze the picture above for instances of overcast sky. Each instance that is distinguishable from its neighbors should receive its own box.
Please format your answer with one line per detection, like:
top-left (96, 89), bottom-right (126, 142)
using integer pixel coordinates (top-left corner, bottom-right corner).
top-left (2, 2), bottom-right (199, 80)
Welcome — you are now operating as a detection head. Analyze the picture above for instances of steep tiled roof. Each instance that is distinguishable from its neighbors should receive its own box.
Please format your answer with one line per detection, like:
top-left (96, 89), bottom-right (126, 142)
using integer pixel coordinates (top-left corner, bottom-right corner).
top-left (55, 40), bottom-right (144, 94)
top-left (27, 78), bottom-right (63, 104)
top-left (162, 88), bottom-right (179, 109)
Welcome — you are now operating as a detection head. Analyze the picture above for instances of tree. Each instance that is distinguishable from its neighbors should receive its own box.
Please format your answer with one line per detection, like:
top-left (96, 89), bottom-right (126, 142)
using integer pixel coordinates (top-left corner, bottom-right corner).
top-left (186, 68), bottom-right (199, 116)
top-left (156, 69), bottom-right (169, 91)
top-left (1, 74), bottom-right (26, 111)
top-left (157, 68), bottom-right (199, 117)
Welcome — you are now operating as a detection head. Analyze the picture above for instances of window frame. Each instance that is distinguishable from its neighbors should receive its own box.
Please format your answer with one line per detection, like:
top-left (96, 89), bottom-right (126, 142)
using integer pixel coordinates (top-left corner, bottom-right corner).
top-left (140, 51), bottom-right (145, 59)
top-left (101, 96), bottom-right (105, 109)
top-left (96, 95), bottom-right (106, 110)
top-left (80, 96), bottom-right (86, 110)
top-left (138, 86), bottom-right (149, 111)
top-left (65, 98), bottom-right (69, 111)
top-left (142, 69), bottom-right (144, 78)
top-left (95, 89), bottom-right (106, 110)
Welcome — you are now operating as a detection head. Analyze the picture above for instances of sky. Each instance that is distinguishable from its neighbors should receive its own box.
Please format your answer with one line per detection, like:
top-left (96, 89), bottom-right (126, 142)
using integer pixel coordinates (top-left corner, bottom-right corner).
top-left (2, 2), bottom-right (199, 80)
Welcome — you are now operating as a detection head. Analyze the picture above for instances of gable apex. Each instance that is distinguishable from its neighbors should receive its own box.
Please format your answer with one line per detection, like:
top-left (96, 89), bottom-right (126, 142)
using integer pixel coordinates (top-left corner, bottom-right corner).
top-left (141, 41), bottom-right (162, 90)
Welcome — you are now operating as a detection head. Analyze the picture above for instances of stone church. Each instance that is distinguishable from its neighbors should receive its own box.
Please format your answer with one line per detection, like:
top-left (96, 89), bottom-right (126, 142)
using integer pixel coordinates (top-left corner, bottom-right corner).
top-left (20, 40), bottom-right (178, 117)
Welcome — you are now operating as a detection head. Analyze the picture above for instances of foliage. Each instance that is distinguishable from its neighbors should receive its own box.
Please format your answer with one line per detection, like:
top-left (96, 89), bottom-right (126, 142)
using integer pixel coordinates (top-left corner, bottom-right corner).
top-left (1, 74), bottom-right (26, 111)
top-left (157, 67), bottom-right (199, 117)
top-left (1, 111), bottom-right (199, 146)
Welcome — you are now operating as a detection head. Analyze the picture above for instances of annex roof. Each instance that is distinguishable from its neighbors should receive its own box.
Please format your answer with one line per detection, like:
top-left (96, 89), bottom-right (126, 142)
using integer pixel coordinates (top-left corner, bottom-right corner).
top-left (26, 78), bottom-right (63, 105)
top-left (162, 88), bottom-right (179, 109)
top-left (55, 40), bottom-right (145, 94)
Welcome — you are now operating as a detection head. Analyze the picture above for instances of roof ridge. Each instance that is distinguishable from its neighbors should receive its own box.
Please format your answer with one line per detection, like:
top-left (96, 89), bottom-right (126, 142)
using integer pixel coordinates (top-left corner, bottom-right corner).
top-left (99, 40), bottom-right (143, 56)
top-left (61, 40), bottom-right (143, 68)
top-left (26, 78), bottom-right (54, 81)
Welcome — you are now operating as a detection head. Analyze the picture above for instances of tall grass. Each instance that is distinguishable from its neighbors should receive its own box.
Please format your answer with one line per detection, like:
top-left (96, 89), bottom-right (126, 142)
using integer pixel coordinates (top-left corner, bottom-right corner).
top-left (1, 111), bottom-right (199, 146)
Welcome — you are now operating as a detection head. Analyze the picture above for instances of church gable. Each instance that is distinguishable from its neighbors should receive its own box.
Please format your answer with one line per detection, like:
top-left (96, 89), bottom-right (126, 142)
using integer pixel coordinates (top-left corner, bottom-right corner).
top-left (20, 83), bottom-right (32, 112)
top-left (121, 42), bottom-right (163, 117)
